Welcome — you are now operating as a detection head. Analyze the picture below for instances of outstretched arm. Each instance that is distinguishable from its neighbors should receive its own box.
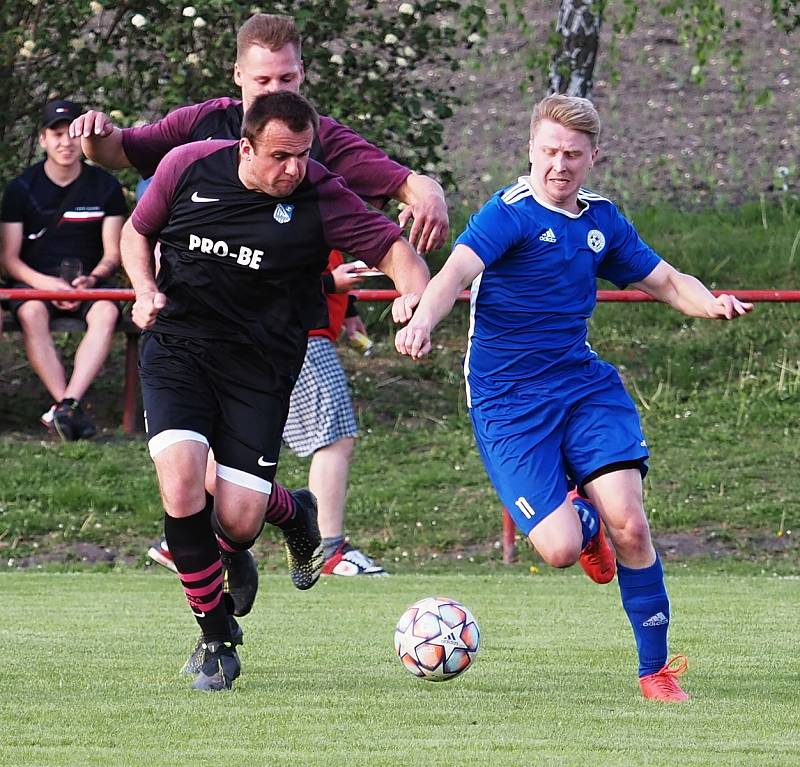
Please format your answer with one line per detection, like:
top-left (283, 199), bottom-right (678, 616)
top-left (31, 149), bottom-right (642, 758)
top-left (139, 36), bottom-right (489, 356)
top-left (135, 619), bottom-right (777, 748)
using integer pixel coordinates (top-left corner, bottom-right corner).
top-left (69, 111), bottom-right (131, 169)
top-left (393, 173), bottom-right (449, 254)
top-left (395, 244), bottom-right (484, 359)
top-left (633, 260), bottom-right (753, 319)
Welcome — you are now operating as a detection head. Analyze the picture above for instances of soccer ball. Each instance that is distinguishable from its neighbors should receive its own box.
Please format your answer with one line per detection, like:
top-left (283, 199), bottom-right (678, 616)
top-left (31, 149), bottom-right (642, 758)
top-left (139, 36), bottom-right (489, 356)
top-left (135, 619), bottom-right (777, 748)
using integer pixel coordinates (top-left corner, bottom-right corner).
top-left (394, 596), bottom-right (480, 681)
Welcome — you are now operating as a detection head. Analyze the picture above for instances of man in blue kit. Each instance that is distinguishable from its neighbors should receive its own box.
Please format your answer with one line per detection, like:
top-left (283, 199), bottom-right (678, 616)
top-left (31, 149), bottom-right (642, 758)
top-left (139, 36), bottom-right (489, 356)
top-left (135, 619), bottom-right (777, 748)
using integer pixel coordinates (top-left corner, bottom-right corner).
top-left (395, 94), bottom-right (752, 702)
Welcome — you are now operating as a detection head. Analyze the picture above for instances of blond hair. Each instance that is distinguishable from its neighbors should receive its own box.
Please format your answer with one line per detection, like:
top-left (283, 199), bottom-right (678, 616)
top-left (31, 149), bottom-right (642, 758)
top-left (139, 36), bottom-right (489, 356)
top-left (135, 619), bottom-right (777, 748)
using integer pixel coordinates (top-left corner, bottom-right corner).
top-left (530, 94), bottom-right (601, 148)
top-left (236, 13), bottom-right (302, 59)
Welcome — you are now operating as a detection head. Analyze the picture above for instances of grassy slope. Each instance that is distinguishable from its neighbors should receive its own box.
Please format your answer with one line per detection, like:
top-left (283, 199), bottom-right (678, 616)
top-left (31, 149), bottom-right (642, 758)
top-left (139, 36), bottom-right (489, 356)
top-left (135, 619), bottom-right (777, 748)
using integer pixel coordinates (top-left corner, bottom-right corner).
top-left (1, 572), bottom-right (798, 767)
top-left (0, 202), bottom-right (798, 569)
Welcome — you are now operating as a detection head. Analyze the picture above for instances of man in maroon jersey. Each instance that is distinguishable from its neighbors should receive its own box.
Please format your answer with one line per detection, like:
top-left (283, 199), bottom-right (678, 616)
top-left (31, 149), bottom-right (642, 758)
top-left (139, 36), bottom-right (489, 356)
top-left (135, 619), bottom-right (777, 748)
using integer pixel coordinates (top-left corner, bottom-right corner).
top-left (122, 91), bottom-right (429, 691)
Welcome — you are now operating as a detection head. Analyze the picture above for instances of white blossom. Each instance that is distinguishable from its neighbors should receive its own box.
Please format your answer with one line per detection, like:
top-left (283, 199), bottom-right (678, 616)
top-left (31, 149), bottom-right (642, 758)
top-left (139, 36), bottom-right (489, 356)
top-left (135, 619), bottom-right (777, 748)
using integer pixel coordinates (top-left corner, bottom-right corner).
top-left (193, 16), bottom-right (206, 28)
top-left (396, 56), bottom-right (408, 67)
top-left (367, 70), bottom-right (378, 80)
top-left (402, 46), bottom-right (415, 57)
top-left (182, 6), bottom-right (196, 17)
top-left (19, 46), bottom-right (33, 58)
top-left (22, 39), bottom-right (35, 51)
top-left (383, 33), bottom-right (398, 45)
top-left (399, 3), bottom-right (415, 15)
top-left (89, 1), bottom-right (103, 14)
top-left (70, 37), bottom-right (86, 52)
top-left (776, 166), bottom-right (790, 177)
top-left (467, 32), bottom-right (482, 44)
top-left (186, 53), bottom-right (200, 65)
top-left (329, 53), bottom-right (344, 66)
top-left (109, 109), bottom-right (124, 120)
top-left (131, 13), bottom-right (147, 28)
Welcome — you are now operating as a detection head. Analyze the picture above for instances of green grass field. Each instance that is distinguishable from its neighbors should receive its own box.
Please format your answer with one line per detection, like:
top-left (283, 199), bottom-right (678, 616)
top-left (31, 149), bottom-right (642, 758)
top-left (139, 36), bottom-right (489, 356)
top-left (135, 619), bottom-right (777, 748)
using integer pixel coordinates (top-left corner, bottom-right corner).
top-left (1, 571), bottom-right (798, 767)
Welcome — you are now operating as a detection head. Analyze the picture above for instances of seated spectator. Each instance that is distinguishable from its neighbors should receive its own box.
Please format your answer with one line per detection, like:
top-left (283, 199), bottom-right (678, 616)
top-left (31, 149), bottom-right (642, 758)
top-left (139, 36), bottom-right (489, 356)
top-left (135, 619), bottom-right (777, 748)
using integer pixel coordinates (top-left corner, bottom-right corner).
top-left (0, 100), bottom-right (127, 440)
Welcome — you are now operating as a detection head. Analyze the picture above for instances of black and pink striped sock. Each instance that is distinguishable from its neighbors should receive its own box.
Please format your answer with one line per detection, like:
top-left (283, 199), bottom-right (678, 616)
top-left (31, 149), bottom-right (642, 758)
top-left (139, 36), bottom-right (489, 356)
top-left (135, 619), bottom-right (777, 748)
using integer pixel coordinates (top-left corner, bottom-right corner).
top-left (164, 504), bottom-right (232, 644)
top-left (264, 482), bottom-right (297, 528)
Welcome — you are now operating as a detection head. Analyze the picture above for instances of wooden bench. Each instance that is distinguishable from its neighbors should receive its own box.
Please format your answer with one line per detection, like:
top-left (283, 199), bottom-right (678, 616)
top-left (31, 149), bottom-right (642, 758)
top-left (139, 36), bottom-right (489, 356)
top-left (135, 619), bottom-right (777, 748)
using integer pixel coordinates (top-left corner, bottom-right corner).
top-left (1, 310), bottom-right (141, 433)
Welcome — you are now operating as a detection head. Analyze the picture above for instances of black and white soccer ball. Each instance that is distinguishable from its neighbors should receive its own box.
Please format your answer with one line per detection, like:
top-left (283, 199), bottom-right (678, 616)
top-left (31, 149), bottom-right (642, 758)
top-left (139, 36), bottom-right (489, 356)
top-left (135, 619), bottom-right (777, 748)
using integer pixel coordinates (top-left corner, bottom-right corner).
top-left (394, 596), bottom-right (480, 681)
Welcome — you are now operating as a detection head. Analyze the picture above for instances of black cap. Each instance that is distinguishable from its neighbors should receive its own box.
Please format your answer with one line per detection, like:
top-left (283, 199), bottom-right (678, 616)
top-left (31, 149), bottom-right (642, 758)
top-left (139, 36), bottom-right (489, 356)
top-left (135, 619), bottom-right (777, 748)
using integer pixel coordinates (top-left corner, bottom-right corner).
top-left (42, 100), bottom-right (82, 129)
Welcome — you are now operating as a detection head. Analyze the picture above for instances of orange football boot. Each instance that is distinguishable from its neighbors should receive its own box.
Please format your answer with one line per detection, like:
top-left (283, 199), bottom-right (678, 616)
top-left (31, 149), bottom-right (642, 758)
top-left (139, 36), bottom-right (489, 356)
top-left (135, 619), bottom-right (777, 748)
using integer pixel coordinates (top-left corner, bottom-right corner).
top-left (570, 489), bottom-right (616, 584)
top-left (639, 655), bottom-right (690, 702)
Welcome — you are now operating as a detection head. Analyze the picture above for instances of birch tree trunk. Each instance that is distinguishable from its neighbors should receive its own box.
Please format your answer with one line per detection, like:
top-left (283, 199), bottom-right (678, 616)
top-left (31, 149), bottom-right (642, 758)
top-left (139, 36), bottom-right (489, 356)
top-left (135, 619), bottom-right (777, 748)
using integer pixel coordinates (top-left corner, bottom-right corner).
top-left (548, 0), bottom-right (603, 98)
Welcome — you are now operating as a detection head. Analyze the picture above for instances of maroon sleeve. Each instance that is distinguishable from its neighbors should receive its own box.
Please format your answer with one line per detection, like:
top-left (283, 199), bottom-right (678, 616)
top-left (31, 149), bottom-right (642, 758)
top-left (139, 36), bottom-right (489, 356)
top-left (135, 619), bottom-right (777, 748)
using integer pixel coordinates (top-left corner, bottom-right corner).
top-left (131, 140), bottom-right (236, 237)
top-left (122, 98), bottom-right (241, 178)
top-left (317, 116), bottom-right (411, 209)
top-left (311, 162), bottom-right (404, 267)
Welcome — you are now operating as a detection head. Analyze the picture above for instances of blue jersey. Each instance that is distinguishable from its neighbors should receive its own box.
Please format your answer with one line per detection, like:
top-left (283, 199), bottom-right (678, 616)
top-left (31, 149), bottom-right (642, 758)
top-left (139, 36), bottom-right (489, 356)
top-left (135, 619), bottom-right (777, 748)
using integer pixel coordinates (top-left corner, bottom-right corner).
top-left (455, 178), bottom-right (661, 406)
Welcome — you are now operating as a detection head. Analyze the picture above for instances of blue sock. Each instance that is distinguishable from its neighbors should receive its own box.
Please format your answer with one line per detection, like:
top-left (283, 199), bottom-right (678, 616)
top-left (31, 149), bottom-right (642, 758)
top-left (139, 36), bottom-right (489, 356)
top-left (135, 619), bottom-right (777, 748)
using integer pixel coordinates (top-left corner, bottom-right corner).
top-left (571, 496), bottom-right (599, 549)
top-left (617, 555), bottom-right (670, 677)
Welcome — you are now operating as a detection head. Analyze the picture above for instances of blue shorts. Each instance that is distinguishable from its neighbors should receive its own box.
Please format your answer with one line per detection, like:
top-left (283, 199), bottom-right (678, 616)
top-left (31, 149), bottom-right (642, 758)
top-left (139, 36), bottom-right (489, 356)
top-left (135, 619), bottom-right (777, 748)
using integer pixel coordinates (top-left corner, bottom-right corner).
top-left (469, 359), bottom-right (649, 535)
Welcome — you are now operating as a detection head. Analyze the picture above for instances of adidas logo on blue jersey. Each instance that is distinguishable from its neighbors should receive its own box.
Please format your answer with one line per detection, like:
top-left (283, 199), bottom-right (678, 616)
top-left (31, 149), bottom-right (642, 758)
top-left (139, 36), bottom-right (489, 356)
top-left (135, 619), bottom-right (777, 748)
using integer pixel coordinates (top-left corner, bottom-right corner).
top-left (642, 612), bottom-right (669, 627)
top-left (539, 228), bottom-right (557, 243)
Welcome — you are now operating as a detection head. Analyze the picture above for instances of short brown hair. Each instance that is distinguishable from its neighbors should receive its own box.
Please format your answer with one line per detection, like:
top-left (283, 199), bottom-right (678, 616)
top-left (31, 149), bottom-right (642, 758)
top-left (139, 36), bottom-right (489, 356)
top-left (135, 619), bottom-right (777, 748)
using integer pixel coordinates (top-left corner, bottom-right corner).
top-left (530, 94), bottom-right (601, 148)
top-left (242, 91), bottom-right (319, 146)
top-left (236, 13), bottom-right (302, 59)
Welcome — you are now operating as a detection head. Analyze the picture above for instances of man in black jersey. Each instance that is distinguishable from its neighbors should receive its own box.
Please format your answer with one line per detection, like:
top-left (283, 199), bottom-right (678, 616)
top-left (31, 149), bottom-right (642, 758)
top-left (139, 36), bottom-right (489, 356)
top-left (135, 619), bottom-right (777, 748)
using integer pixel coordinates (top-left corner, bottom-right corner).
top-left (121, 91), bottom-right (428, 691)
top-left (74, 12), bottom-right (445, 601)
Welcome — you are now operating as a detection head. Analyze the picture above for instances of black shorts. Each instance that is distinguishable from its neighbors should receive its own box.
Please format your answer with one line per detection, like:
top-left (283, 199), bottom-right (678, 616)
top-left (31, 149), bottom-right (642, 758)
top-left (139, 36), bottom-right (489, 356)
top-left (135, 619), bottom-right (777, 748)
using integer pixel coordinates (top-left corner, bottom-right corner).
top-left (9, 281), bottom-right (121, 322)
top-left (139, 332), bottom-right (301, 493)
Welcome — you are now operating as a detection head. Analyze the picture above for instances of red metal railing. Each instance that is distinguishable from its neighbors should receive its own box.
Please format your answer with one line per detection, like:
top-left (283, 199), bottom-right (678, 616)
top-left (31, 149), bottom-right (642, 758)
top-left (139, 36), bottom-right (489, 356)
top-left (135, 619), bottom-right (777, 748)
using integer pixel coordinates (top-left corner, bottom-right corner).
top-left (4, 288), bottom-right (800, 303)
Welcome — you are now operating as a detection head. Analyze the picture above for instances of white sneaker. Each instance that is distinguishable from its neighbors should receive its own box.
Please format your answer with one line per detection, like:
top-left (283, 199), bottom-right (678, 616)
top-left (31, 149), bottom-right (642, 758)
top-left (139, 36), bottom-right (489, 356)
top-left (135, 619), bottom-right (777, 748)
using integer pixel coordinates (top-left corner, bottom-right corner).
top-left (40, 405), bottom-right (56, 429)
top-left (147, 539), bottom-right (178, 573)
top-left (322, 542), bottom-right (389, 576)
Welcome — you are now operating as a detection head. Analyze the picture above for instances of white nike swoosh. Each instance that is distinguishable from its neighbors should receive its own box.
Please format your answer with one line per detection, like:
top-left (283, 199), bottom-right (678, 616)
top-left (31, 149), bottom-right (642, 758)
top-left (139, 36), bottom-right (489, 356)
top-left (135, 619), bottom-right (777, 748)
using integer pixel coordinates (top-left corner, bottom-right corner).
top-left (191, 192), bottom-right (220, 203)
top-left (257, 457), bottom-right (277, 467)
top-left (191, 609), bottom-right (206, 618)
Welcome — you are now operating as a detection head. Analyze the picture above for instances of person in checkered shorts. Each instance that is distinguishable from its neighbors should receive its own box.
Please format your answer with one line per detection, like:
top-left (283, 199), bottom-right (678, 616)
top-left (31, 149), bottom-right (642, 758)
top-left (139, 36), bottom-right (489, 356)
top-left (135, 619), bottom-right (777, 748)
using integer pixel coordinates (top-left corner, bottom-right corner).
top-left (284, 249), bottom-right (389, 576)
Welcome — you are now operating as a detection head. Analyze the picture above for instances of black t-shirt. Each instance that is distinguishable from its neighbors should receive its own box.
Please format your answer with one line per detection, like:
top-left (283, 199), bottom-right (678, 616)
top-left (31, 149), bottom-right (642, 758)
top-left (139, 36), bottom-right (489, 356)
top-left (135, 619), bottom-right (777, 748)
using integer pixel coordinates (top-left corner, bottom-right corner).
top-left (131, 141), bottom-right (402, 372)
top-left (0, 161), bottom-right (128, 276)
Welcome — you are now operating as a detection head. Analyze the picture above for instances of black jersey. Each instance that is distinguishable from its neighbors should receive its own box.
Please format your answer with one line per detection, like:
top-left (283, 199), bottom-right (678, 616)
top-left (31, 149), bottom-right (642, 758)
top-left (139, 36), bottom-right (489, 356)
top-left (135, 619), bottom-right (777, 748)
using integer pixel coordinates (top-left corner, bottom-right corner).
top-left (131, 140), bottom-right (402, 373)
top-left (0, 161), bottom-right (127, 276)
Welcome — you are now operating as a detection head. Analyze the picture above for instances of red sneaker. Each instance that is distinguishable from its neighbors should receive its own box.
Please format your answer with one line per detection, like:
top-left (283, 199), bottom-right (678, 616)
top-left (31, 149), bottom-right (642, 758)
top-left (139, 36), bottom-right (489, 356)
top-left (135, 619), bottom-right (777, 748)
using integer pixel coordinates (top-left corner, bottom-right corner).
top-left (569, 489), bottom-right (616, 584)
top-left (639, 655), bottom-right (689, 702)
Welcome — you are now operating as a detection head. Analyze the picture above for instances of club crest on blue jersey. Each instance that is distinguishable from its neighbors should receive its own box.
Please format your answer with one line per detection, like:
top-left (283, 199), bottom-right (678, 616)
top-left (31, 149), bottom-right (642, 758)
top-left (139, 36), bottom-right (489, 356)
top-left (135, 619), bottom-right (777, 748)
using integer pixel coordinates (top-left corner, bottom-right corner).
top-left (587, 229), bottom-right (606, 253)
top-left (274, 203), bottom-right (294, 224)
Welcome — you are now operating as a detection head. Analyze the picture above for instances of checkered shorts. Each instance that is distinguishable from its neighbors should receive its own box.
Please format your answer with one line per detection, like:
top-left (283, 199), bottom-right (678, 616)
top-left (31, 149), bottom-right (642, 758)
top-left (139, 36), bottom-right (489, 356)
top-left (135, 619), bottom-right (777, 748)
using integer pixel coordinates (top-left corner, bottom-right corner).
top-left (282, 337), bottom-right (358, 457)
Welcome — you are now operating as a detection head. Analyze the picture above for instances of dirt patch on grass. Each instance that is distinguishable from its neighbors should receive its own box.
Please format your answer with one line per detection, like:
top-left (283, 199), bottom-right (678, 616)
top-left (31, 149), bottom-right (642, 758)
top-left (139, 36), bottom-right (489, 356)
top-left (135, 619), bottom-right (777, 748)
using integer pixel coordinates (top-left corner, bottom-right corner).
top-left (5, 525), bottom-right (795, 571)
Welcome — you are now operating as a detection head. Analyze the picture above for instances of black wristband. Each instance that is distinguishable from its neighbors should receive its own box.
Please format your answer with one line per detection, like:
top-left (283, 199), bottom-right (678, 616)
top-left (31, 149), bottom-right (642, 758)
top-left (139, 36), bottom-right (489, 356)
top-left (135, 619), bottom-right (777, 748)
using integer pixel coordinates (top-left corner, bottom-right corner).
top-left (321, 273), bottom-right (336, 295)
top-left (345, 293), bottom-right (359, 318)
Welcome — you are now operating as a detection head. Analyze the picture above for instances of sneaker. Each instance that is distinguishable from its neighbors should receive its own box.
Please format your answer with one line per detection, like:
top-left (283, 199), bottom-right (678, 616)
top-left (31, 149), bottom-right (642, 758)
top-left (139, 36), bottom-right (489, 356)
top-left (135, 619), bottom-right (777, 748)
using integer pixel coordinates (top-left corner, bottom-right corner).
top-left (639, 655), bottom-right (689, 702)
top-left (146, 538), bottom-right (177, 574)
top-left (322, 541), bottom-right (389, 576)
top-left (71, 404), bottom-right (97, 439)
top-left (221, 549), bottom-right (258, 617)
top-left (191, 640), bottom-right (241, 692)
top-left (181, 616), bottom-right (243, 676)
top-left (52, 400), bottom-right (77, 441)
top-left (570, 489), bottom-right (616, 584)
top-left (53, 399), bottom-right (96, 441)
top-left (40, 404), bottom-right (56, 430)
top-left (283, 489), bottom-right (323, 590)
